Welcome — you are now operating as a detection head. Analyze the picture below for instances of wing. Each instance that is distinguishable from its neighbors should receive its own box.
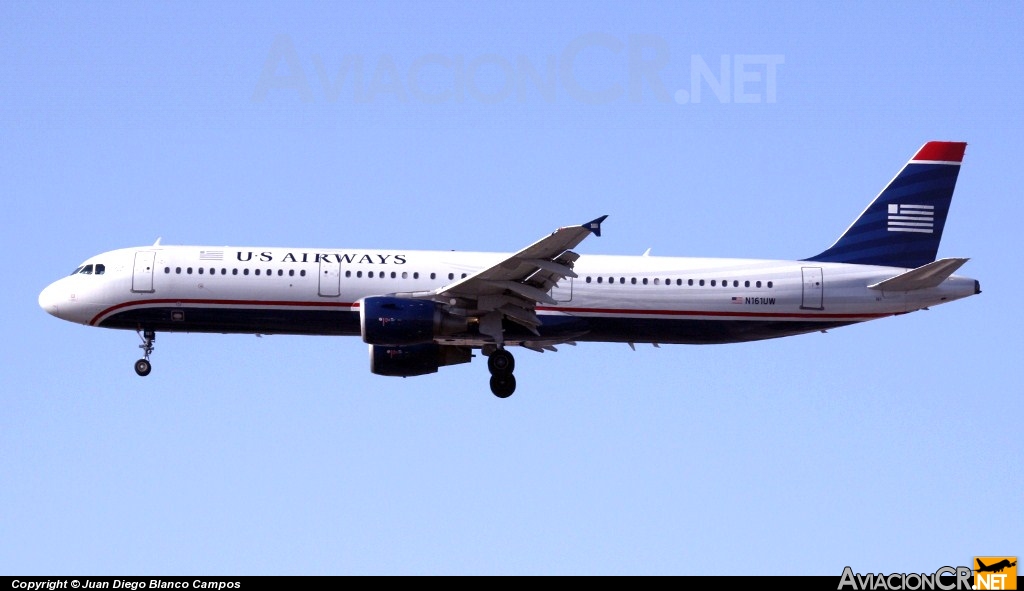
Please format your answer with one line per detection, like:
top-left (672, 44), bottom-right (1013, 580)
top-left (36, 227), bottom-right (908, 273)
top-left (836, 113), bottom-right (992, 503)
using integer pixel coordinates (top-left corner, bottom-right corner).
top-left (413, 215), bottom-right (606, 347)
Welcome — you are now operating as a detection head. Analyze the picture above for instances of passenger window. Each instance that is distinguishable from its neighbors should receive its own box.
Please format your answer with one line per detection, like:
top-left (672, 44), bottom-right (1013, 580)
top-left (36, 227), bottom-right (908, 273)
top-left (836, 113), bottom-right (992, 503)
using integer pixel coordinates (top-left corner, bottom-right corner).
top-left (767, 281), bottom-right (773, 288)
top-left (300, 270), bottom-right (306, 277)
top-left (187, 267), bottom-right (193, 274)
top-left (631, 277), bottom-right (637, 285)
top-left (710, 280), bottom-right (716, 286)
top-left (448, 273), bottom-right (454, 280)
top-left (642, 278), bottom-right (648, 285)
top-left (357, 271), bottom-right (363, 278)
top-left (756, 281), bottom-right (761, 287)
top-left (413, 272), bottom-right (419, 279)
top-left (165, 267), bottom-right (170, 274)
top-left (597, 277), bottom-right (603, 284)
top-left (198, 268), bottom-right (204, 275)
top-left (745, 280), bottom-right (750, 287)
top-left (699, 279), bottom-right (705, 286)
top-left (244, 269), bottom-right (250, 276)
top-left (585, 277), bottom-right (592, 283)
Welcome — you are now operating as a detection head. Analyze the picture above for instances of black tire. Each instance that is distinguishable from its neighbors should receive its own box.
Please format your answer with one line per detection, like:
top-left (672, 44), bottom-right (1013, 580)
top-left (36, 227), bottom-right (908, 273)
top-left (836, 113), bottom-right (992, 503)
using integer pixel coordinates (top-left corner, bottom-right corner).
top-left (134, 359), bottom-right (152, 377)
top-left (487, 349), bottom-right (515, 376)
top-left (489, 374), bottom-right (516, 398)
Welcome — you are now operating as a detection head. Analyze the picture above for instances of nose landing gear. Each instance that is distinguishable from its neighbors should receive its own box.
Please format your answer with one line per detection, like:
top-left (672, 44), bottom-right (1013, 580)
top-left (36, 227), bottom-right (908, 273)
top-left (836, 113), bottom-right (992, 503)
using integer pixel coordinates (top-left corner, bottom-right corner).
top-left (487, 348), bottom-right (516, 398)
top-left (134, 329), bottom-right (155, 377)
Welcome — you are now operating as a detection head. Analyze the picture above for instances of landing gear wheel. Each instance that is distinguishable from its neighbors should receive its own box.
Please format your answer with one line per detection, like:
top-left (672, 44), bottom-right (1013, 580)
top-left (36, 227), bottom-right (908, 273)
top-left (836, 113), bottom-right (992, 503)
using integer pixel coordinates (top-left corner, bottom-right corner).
top-left (490, 374), bottom-right (516, 398)
top-left (134, 359), bottom-right (152, 377)
top-left (487, 349), bottom-right (515, 376)
top-left (135, 329), bottom-right (156, 378)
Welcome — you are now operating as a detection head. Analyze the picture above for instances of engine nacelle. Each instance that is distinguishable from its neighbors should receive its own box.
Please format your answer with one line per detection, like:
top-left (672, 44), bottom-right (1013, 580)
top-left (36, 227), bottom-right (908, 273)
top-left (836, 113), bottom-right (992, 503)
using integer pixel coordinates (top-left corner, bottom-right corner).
top-left (369, 343), bottom-right (473, 377)
top-left (359, 296), bottom-right (468, 346)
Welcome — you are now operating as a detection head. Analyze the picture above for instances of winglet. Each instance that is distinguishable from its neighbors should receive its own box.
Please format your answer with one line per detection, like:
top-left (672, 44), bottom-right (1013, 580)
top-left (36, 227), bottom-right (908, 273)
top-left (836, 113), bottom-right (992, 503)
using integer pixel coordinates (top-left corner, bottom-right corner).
top-left (584, 215), bottom-right (608, 237)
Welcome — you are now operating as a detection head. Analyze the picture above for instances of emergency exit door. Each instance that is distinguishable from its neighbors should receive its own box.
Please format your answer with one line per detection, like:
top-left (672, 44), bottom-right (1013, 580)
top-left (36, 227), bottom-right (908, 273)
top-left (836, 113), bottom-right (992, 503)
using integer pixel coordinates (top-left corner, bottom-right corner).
top-left (319, 259), bottom-right (341, 297)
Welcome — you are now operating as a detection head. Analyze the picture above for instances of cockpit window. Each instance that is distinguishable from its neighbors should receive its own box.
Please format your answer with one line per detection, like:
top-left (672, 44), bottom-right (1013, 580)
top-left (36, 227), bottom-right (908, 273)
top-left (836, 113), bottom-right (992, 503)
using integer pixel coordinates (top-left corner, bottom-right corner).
top-left (70, 263), bottom-right (104, 276)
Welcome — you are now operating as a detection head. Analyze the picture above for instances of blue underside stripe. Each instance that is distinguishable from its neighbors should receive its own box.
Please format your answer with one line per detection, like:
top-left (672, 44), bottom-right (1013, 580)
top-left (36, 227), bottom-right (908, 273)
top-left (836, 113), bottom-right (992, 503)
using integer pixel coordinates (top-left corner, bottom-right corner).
top-left (99, 306), bottom-right (860, 346)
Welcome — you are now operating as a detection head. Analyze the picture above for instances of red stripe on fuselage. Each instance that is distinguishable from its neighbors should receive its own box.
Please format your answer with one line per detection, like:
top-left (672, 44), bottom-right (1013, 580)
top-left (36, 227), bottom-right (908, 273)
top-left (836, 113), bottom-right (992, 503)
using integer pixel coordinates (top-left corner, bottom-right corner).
top-left (538, 306), bottom-right (888, 320)
top-left (90, 298), bottom-right (360, 326)
top-left (92, 299), bottom-right (889, 327)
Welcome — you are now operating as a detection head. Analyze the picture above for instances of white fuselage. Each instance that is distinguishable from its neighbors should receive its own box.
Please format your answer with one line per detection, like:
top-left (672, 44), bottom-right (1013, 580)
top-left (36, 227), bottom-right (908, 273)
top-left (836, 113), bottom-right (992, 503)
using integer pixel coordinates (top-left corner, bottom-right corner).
top-left (39, 245), bottom-right (979, 346)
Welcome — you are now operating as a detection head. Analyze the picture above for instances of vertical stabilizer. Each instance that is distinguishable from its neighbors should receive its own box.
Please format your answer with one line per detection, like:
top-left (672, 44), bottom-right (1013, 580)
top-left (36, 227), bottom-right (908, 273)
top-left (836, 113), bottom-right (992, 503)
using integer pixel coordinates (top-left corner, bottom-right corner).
top-left (804, 141), bottom-right (966, 268)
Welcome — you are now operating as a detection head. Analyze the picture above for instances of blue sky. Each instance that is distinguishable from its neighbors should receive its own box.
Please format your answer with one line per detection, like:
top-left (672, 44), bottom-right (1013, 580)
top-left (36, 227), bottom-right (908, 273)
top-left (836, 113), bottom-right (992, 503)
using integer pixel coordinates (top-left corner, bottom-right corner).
top-left (2, 1), bottom-right (1021, 575)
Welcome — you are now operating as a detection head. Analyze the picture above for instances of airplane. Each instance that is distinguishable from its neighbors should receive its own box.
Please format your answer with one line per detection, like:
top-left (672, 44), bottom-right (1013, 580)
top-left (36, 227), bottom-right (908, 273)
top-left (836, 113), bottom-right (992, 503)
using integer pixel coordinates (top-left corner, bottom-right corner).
top-left (38, 141), bottom-right (980, 398)
top-left (975, 558), bottom-right (1016, 574)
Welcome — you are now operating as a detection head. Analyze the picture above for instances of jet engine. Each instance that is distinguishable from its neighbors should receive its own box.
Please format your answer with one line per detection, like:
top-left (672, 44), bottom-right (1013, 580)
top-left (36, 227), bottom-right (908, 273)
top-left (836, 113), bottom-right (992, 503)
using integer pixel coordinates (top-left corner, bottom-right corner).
top-left (369, 343), bottom-right (473, 377)
top-left (359, 296), bottom-right (468, 346)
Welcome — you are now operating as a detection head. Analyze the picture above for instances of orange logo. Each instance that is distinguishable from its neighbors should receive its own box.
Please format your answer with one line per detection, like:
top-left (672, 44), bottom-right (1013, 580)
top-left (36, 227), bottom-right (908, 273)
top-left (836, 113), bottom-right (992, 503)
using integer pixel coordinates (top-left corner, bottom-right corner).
top-left (974, 557), bottom-right (1017, 590)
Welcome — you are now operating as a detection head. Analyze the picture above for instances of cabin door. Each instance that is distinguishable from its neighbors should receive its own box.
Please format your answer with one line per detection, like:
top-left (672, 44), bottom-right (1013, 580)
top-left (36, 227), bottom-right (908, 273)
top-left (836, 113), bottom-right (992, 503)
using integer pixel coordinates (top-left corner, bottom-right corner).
top-left (800, 267), bottom-right (823, 310)
top-left (131, 251), bottom-right (156, 293)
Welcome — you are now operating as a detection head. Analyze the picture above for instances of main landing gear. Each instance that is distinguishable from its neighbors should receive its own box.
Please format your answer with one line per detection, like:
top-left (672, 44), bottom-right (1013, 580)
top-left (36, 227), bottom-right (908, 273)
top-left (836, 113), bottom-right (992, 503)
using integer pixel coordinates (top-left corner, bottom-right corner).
top-left (134, 329), bottom-right (155, 377)
top-left (487, 348), bottom-right (516, 398)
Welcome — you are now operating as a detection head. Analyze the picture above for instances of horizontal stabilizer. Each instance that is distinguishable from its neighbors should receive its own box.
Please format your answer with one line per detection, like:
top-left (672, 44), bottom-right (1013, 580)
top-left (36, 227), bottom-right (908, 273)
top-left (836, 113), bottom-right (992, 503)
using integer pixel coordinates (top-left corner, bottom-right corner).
top-left (868, 257), bottom-right (969, 291)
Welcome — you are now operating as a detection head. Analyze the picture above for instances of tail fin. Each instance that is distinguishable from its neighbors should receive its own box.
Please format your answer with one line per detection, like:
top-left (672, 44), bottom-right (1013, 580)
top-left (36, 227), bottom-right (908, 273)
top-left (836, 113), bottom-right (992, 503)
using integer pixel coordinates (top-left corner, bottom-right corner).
top-left (804, 141), bottom-right (967, 268)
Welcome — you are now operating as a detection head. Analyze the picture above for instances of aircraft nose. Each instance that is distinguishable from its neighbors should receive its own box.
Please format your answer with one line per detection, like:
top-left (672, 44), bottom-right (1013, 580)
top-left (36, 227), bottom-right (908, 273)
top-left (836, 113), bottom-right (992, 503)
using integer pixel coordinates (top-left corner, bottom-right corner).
top-left (38, 281), bottom-right (65, 317)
